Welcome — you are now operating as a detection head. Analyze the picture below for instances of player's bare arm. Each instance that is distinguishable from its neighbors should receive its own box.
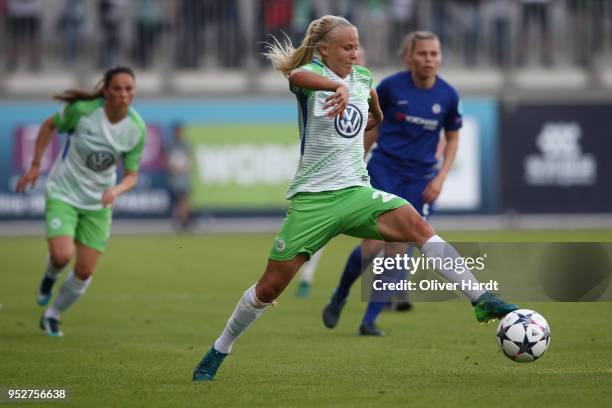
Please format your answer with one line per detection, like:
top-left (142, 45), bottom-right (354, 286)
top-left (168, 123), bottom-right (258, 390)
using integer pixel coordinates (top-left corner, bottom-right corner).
top-left (366, 88), bottom-right (383, 130)
top-left (16, 116), bottom-right (57, 192)
top-left (288, 69), bottom-right (348, 118)
top-left (102, 170), bottom-right (139, 208)
top-left (364, 126), bottom-right (379, 156)
top-left (423, 130), bottom-right (459, 203)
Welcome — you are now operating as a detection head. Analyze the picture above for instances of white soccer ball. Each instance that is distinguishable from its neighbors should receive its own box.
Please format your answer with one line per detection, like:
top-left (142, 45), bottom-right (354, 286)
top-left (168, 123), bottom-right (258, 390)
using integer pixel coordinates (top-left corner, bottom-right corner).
top-left (496, 309), bottom-right (551, 363)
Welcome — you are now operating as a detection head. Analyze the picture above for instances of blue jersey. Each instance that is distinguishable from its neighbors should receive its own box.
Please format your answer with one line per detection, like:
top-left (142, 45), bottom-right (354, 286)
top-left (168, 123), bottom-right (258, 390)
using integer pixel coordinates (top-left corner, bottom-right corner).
top-left (371, 71), bottom-right (462, 178)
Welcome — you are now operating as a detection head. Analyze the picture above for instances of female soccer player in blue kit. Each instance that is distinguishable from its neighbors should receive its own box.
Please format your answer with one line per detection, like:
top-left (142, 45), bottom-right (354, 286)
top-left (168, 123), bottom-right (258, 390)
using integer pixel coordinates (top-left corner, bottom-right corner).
top-left (322, 31), bottom-right (464, 336)
top-left (192, 18), bottom-right (516, 382)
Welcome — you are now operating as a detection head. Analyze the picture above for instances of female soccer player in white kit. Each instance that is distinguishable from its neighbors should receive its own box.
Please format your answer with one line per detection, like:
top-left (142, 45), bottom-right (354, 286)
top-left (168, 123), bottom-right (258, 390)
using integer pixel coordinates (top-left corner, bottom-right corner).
top-left (16, 66), bottom-right (147, 337)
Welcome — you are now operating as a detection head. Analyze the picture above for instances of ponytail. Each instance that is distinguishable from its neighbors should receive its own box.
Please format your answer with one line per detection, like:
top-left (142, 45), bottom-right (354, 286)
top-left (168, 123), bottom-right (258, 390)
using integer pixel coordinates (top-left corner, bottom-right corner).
top-left (53, 65), bottom-right (136, 103)
top-left (263, 15), bottom-right (353, 77)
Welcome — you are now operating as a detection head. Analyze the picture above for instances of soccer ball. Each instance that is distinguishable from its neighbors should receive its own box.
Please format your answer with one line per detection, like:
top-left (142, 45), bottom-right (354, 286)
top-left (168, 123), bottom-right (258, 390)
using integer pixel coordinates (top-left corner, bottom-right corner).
top-left (496, 309), bottom-right (550, 363)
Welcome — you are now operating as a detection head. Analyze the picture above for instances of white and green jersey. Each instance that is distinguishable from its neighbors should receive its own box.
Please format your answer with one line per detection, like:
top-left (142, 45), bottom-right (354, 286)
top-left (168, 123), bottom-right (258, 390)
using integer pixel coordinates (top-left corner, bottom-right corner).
top-left (286, 59), bottom-right (373, 198)
top-left (47, 98), bottom-right (146, 210)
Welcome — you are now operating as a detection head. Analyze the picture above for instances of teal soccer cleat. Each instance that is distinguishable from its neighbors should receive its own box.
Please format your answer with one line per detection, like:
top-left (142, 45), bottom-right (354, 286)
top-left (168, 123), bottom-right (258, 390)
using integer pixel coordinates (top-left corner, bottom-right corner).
top-left (295, 281), bottom-right (311, 298)
top-left (37, 275), bottom-right (56, 306)
top-left (39, 315), bottom-right (63, 337)
top-left (192, 347), bottom-right (228, 381)
top-left (472, 292), bottom-right (518, 323)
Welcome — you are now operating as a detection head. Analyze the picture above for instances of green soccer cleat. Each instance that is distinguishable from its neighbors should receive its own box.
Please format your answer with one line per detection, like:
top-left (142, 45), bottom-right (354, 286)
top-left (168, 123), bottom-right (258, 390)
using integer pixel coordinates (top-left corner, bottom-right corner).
top-left (295, 281), bottom-right (311, 298)
top-left (192, 346), bottom-right (228, 382)
top-left (472, 292), bottom-right (518, 323)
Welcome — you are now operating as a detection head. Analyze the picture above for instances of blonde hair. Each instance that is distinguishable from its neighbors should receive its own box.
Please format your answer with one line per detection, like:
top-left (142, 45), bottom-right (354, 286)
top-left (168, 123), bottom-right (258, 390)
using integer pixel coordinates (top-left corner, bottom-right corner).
top-left (263, 15), bottom-right (354, 77)
top-left (399, 30), bottom-right (439, 58)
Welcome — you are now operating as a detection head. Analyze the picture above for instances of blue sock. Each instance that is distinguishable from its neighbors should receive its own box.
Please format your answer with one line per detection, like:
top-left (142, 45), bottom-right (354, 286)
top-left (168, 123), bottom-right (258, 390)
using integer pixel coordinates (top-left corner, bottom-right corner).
top-left (363, 301), bottom-right (386, 324)
top-left (363, 250), bottom-right (408, 323)
top-left (397, 245), bottom-right (414, 282)
top-left (334, 245), bottom-right (363, 302)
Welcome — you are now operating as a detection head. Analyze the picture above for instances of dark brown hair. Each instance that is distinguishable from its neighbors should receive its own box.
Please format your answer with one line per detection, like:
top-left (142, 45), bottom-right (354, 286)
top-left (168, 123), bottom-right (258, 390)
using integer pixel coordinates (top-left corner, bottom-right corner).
top-left (53, 66), bottom-right (136, 103)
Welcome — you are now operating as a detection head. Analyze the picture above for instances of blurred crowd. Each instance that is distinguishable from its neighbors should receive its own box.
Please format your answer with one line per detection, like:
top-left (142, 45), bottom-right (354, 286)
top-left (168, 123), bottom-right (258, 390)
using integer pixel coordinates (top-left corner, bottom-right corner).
top-left (1, 0), bottom-right (612, 73)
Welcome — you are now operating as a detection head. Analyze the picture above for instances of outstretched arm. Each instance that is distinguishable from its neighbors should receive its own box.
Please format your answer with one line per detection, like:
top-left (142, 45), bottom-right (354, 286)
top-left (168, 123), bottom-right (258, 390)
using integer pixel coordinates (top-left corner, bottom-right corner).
top-left (15, 116), bottom-right (56, 192)
top-left (289, 70), bottom-right (348, 118)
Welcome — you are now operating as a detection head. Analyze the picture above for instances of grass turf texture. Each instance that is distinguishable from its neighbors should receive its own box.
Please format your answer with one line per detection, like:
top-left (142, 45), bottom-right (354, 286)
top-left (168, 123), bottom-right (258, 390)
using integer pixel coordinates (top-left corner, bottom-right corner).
top-left (1, 230), bottom-right (612, 407)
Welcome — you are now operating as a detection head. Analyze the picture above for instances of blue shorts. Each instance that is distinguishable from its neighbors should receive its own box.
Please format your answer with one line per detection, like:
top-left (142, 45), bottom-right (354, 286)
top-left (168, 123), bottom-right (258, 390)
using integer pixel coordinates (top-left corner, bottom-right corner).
top-left (367, 155), bottom-right (435, 218)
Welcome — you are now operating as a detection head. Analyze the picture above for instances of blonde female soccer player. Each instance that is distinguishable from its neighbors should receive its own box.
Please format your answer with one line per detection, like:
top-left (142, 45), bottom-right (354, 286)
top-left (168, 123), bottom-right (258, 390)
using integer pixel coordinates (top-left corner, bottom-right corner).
top-left (16, 66), bottom-right (147, 337)
top-left (192, 15), bottom-right (517, 381)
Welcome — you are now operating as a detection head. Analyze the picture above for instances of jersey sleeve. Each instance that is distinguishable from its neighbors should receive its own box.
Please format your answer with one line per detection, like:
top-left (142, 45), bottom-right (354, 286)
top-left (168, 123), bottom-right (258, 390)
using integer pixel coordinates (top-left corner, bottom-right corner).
top-left (52, 99), bottom-right (102, 134)
top-left (122, 113), bottom-right (147, 172)
top-left (52, 101), bottom-right (84, 133)
top-left (353, 65), bottom-right (373, 101)
top-left (289, 62), bottom-right (326, 98)
top-left (444, 88), bottom-right (463, 131)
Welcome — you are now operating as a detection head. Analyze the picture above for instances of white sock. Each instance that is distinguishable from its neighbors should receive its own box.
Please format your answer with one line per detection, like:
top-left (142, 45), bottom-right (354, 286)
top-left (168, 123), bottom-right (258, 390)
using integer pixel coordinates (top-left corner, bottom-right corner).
top-left (45, 271), bottom-right (92, 319)
top-left (213, 284), bottom-right (271, 354)
top-left (45, 256), bottom-right (66, 280)
top-left (299, 248), bottom-right (324, 284)
top-left (420, 235), bottom-right (485, 302)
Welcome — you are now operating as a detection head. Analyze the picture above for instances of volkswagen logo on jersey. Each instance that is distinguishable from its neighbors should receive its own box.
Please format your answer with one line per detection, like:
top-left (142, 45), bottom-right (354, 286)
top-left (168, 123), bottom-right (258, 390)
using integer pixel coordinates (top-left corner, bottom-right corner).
top-left (334, 104), bottom-right (363, 138)
top-left (86, 151), bottom-right (116, 172)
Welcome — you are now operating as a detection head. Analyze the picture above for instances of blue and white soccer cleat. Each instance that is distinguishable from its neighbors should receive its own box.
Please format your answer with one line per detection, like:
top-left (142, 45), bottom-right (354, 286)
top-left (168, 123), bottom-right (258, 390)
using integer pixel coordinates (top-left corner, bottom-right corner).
top-left (192, 346), bottom-right (228, 381)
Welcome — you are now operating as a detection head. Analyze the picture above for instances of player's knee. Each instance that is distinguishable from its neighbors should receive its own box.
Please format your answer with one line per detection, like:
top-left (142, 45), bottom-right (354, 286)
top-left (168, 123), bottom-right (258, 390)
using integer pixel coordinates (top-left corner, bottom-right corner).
top-left (50, 250), bottom-right (72, 269)
top-left (256, 281), bottom-right (282, 304)
top-left (413, 217), bottom-right (435, 244)
top-left (73, 265), bottom-right (95, 280)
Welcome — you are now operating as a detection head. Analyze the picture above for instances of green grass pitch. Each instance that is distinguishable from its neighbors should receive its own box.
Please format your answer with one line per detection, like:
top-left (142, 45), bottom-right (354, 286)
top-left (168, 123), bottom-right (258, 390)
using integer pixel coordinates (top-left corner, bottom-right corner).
top-left (1, 230), bottom-right (612, 407)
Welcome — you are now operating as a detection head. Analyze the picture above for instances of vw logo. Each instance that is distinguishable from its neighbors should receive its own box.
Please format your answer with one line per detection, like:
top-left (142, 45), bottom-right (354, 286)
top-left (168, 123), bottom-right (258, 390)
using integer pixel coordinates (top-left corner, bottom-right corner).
top-left (334, 104), bottom-right (363, 138)
top-left (86, 151), bottom-right (116, 172)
